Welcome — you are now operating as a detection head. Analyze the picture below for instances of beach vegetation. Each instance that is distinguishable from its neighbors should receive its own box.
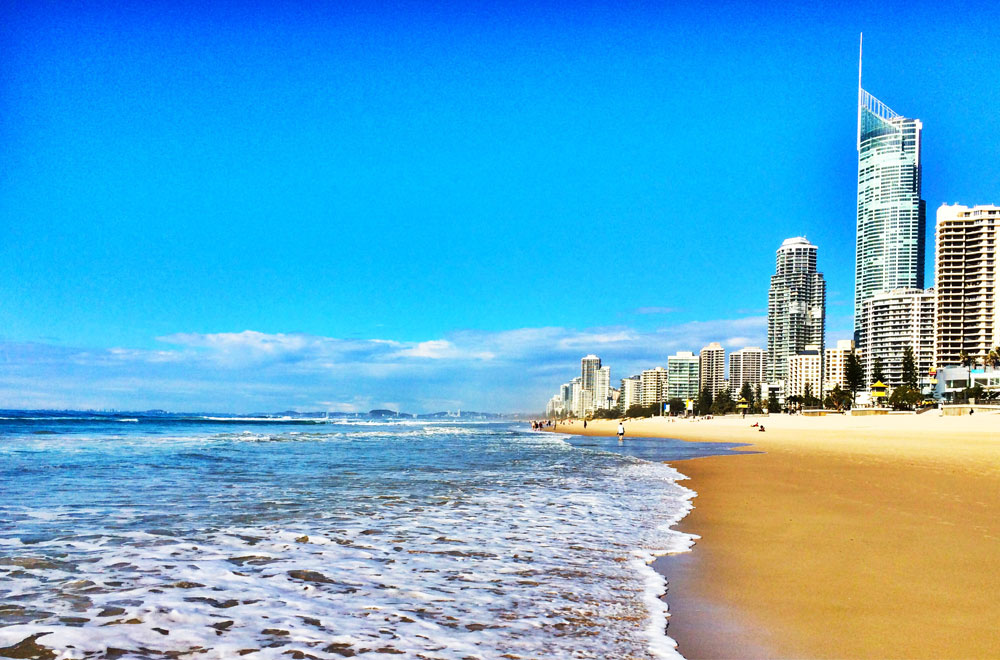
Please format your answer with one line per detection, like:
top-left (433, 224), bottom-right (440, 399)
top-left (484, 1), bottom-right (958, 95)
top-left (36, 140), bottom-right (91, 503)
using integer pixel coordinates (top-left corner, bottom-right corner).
top-left (696, 387), bottom-right (713, 416)
top-left (711, 389), bottom-right (736, 415)
top-left (824, 384), bottom-right (852, 411)
top-left (987, 347), bottom-right (1000, 369)
top-left (956, 384), bottom-right (998, 404)
top-left (739, 382), bottom-right (755, 411)
top-left (901, 347), bottom-right (919, 389)
top-left (624, 403), bottom-right (661, 418)
top-left (871, 356), bottom-right (885, 385)
top-left (767, 390), bottom-right (780, 413)
top-left (888, 385), bottom-right (922, 410)
top-left (845, 351), bottom-right (864, 404)
top-left (802, 382), bottom-right (820, 408)
top-left (667, 398), bottom-right (686, 415)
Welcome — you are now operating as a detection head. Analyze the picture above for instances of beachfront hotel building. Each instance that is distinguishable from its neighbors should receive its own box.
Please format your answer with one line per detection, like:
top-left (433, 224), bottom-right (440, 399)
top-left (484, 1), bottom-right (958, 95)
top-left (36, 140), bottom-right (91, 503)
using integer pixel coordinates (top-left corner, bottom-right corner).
top-left (667, 351), bottom-right (700, 401)
top-left (858, 288), bottom-right (936, 388)
top-left (640, 367), bottom-right (669, 406)
top-left (767, 237), bottom-right (826, 395)
top-left (934, 203), bottom-right (1000, 367)
top-left (788, 345), bottom-right (823, 400)
top-left (855, 64), bottom-right (925, 334)
top-left (729, 347), bottom-right (766, 399)
top-left (699, 342), bottom-right (726, 398)
top-left (824, 339), bottom-right (858, 391)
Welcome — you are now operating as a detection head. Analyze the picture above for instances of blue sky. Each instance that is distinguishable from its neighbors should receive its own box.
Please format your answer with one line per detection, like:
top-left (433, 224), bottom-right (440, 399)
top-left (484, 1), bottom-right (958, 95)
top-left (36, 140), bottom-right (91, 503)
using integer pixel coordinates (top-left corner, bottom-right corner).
top-left (2, 1), bottom-right (999, 412)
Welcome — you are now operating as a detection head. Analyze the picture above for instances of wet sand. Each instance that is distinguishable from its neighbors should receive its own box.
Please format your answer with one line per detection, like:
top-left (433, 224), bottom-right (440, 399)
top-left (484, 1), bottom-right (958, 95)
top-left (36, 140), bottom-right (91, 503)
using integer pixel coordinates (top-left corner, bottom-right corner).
top-left (550, 414), bottom-right (1000, 659)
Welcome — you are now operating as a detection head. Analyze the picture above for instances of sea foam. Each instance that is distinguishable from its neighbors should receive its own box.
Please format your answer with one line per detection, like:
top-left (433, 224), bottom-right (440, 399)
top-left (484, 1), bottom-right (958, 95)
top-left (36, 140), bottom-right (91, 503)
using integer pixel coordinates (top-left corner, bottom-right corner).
top-left (0, 420), bottom-right (697, 659)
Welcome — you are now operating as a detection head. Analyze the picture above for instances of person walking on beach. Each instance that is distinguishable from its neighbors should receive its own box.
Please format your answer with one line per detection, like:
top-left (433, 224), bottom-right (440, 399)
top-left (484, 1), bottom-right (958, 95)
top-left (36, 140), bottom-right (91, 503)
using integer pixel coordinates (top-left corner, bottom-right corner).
top-left (617, 422), bottom-right (625, 442)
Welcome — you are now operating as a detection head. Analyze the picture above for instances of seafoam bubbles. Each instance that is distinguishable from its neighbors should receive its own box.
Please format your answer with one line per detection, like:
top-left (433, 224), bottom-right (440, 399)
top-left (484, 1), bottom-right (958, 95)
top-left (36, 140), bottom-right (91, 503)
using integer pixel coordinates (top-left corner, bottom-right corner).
top-left (0, 424), bottom-right (693, 659)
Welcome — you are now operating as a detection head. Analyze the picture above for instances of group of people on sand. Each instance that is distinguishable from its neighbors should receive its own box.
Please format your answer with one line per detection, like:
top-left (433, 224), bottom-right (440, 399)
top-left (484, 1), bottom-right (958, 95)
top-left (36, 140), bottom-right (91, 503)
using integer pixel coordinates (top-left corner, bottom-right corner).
top-left (751, 422), bottom-right (766, 432)
top-left (531, 419), bottom-right (628, 440)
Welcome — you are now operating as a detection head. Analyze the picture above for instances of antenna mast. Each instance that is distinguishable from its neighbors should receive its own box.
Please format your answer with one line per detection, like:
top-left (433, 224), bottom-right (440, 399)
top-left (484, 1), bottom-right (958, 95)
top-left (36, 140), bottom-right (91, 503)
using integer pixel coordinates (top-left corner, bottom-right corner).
top-left (857, 33), bottom-right (864, 151)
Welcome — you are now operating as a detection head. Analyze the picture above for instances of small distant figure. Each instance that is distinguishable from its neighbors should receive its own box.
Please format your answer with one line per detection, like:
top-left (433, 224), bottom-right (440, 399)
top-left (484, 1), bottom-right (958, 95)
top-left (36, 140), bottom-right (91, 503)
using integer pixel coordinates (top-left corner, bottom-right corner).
top-left (583, 420), bottom-right (588, 429)
top-left (970, 408), bottom-right (975, 415)
top-left (618, 422), bottom-right (625, 441)
top-left (758, 425), bottom-right (766, 432)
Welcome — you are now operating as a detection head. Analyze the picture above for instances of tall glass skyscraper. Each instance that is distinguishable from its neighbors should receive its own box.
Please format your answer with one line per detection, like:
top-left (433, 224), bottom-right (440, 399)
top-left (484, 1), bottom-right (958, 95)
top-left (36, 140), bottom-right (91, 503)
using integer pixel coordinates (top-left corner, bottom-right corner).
top-left (855, 54), bottom-right (925, 334)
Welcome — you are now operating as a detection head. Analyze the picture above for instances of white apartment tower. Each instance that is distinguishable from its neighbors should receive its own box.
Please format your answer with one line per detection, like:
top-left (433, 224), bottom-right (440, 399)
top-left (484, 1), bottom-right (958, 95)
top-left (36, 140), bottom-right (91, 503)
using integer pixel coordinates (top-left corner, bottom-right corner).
top-left (699, 343), bottom-right (726, 398)
top-left (824, 339), bottom-right (858, 392)
top-left (619, 376), bottom-right (642, 413)
top-left (593, 365), bottom-right (612, 410)
top-left (858, 288), bottom-right (936, 387)
top-left (578, 355), bottom-right (602, 416)
top-left (767, 237), bottom-right (826, 392)
top-left (667, 351), bottom-right (700, 401)
top-left (640, 367), bottom-right (669, 406)
top-left (935, 204), bottom-right (1000, 367)
top-left (788, 346), bottom-right (823, 399)
top-left (580, 355), bottom-right (601, 390)
top-left (729, 347), bottom-right (766, 398)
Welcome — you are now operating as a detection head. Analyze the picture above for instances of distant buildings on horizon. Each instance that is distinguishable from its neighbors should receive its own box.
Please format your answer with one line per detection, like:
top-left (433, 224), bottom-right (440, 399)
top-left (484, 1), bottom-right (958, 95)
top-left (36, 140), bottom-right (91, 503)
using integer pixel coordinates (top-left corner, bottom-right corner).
top-left (544, 44), bottom-right (999, 416)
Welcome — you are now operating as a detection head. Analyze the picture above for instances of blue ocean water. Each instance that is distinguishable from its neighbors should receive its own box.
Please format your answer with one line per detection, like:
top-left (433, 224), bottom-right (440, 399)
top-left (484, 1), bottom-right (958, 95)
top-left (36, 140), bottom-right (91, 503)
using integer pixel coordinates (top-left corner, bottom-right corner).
top-left (0, 414), bottom-right (742, 659)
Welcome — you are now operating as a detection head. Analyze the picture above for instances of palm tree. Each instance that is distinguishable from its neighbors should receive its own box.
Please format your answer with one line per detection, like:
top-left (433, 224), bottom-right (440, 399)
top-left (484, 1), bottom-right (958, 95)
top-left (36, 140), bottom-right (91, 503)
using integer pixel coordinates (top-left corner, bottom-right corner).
top-left (959, 350), bottom-right (976, 401)
top-left (987, 347), bottom-right (1000, 370)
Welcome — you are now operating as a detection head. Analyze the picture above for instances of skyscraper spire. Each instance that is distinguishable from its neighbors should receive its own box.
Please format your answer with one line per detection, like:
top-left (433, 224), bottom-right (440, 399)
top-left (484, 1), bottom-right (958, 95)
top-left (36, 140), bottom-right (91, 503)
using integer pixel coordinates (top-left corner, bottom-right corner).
top-left (857, 33), bottom-right (863, 150)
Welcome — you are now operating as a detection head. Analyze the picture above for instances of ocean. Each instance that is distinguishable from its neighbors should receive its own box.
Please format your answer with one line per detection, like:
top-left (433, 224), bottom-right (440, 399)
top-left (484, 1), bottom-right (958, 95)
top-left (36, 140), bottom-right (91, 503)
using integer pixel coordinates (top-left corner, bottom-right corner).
top-left (0, 414), bottom-right (743, 659)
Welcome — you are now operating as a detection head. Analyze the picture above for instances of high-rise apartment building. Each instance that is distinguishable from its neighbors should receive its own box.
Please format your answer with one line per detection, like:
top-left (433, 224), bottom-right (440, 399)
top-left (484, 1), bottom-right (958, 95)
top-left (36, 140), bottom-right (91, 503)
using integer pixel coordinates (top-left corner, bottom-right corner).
top-left (858, 288), bottom-right (936, 387)
top-left (581, 355), bottom-right (601, 391)
top-left (699, 342), bottom-right (726, 398)
top-left (667, 351), bottom-right (700, 401)
top-left (855, 56), bottom-right (925, 331)
top-left (935, 204), bottom-right (1000, 367)
top-left (577, 354), bottom-right (602, 416)
top-left (729, 347), bottom-right (766, 399)
top-left (767, 237), bottom-right (826, 393)
top-left (824, 339), bottom-right (858, 391)
top-left (788, 346), bottom-right (823, 399)
top-left (568, 377), bottom-right (583, 417)
top-left (593, 365), bottom-right (611, 410)
top-left (560, 383), bottom-right (571, 409)
top-left (640, 367), bottom-right (669, 407)
top-left (619, 376), bottom-right (642, 413)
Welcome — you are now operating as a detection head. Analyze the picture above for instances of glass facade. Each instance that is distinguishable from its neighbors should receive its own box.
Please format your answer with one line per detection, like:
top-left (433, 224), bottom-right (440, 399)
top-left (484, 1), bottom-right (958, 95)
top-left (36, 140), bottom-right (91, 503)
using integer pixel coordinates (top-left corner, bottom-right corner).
top-left (855, 89), bottom-right (925, 335)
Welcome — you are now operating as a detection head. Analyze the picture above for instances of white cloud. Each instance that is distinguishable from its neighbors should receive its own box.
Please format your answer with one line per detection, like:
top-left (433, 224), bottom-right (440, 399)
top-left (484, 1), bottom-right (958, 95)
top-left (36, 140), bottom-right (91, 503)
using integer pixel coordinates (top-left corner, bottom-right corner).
top-left (0, 315), bottom-right (767, 413)
top-left (635, 306), bottom-right (682, 314)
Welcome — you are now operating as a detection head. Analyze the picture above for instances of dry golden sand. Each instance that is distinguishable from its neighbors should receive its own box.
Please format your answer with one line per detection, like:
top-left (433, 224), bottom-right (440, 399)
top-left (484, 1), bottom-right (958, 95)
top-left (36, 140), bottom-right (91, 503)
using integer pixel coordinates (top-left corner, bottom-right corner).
top-left (550, 414), bottom-right (1000, 659)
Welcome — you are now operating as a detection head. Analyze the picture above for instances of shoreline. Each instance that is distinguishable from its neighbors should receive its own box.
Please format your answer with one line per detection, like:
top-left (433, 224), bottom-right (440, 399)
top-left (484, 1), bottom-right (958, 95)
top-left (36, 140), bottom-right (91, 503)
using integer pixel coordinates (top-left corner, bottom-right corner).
top-left (548, 414), bottom-right (1000, 659)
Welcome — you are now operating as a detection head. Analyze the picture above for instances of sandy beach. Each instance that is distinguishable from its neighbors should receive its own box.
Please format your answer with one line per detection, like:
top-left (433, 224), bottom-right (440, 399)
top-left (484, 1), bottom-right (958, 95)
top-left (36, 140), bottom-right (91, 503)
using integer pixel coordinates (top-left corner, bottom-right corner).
top-left (550, 413), bottom-right (1000, 659)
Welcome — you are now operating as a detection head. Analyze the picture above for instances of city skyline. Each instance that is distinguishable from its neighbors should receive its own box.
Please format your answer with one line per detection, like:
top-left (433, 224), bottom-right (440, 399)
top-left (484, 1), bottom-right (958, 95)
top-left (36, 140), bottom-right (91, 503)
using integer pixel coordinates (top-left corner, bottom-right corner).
top-left (3, 3), bottom-right (999, 412)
